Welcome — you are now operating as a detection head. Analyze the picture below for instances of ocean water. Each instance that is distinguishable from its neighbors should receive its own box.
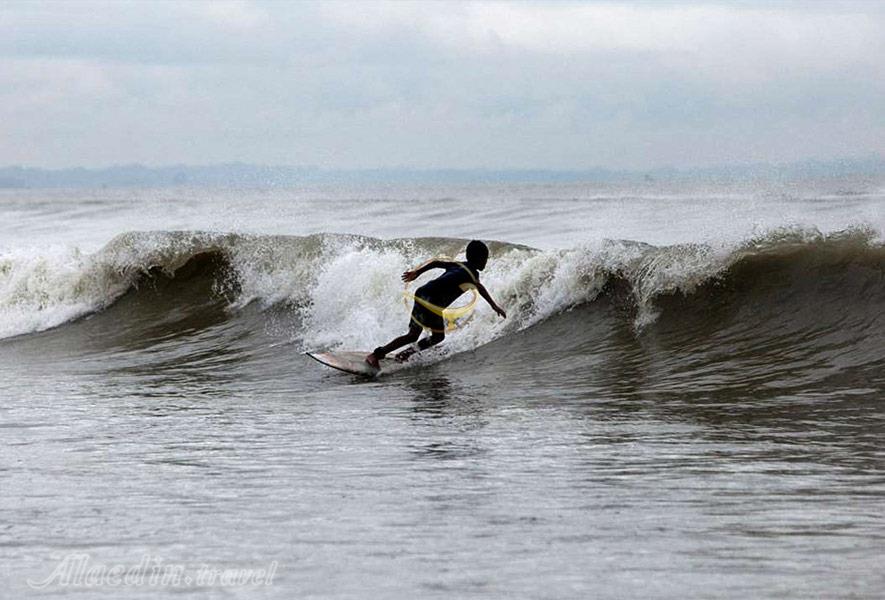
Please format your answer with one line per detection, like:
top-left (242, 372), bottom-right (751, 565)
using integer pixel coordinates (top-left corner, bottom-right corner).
top-left (1, 178), bottom-right (884, 598)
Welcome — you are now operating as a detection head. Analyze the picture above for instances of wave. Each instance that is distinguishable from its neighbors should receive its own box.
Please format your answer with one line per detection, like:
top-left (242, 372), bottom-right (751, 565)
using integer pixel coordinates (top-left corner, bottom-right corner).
top-left (1, 228), bottom-right (883, 378)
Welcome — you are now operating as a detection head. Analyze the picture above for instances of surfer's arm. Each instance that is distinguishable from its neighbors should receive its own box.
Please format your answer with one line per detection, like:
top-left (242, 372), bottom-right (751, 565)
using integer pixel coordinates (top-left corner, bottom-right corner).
top-left (476, 283), bottom-right (506, 318)
top-left (402, 260), bottom-right (453, 282)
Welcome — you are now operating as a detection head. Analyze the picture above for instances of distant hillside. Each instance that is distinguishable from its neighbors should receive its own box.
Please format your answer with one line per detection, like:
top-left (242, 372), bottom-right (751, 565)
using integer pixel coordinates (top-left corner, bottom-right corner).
top-left (0, 158), bottom-right (883, 189)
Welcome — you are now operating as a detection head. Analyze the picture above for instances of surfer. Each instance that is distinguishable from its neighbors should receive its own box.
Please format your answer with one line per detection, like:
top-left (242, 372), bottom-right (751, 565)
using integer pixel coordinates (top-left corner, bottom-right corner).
top-left (366, 240), bottom-right (506, 368)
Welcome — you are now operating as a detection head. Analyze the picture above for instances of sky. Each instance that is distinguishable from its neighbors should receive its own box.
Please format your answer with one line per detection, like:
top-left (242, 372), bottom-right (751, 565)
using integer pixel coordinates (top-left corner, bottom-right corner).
top-left (1, 0), bottom-right (883, 170)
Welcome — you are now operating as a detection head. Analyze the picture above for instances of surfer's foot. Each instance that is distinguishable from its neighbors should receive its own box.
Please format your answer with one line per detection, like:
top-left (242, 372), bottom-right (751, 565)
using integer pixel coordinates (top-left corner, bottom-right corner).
top-left (365, 353), bottom-right (380, 369)
top-left (395, 349), bottom-right (416, 363)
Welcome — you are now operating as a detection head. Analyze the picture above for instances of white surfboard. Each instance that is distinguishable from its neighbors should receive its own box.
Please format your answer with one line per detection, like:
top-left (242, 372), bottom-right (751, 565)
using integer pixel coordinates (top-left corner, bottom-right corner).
top-left (306, 351), bottom-right (383, 376)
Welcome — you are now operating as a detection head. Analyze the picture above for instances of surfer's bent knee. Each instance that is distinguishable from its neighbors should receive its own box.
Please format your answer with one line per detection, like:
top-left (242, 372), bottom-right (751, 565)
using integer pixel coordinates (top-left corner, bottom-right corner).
top-left (418, 332), bottom-right (444, 349)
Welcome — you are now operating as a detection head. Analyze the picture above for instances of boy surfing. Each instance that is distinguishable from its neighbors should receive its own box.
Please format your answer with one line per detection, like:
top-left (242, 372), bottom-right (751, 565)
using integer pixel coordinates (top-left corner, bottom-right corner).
top-left (366, 240), bottom-right (506, 369)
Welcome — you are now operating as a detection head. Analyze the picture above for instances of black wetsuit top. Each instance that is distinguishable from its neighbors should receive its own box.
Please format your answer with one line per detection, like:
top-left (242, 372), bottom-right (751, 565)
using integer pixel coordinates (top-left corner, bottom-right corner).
top-left (416, 261), bottom-right (480, 308)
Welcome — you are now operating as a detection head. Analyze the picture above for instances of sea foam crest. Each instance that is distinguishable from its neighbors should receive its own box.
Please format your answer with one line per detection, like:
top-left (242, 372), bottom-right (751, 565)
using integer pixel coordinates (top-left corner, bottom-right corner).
top-left (0, 227), bottom-right (880, 346)
top-left (0, 231), bottom-right (231, 340)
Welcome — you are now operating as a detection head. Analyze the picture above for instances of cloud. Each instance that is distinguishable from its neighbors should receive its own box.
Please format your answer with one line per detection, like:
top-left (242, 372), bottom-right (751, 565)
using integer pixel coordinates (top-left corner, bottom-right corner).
top-left (0, 0), bottom-right (882, 169)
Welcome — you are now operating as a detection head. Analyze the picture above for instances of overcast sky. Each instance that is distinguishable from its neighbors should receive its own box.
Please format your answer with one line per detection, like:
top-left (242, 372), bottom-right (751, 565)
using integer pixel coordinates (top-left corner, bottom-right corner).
top-left (1, 0), bottom-right (883, 170)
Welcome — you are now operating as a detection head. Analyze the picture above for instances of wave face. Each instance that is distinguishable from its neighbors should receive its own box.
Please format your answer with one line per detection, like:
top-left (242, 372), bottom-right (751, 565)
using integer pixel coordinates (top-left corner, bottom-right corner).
top-left (1, 228), bottom-right (883, 390)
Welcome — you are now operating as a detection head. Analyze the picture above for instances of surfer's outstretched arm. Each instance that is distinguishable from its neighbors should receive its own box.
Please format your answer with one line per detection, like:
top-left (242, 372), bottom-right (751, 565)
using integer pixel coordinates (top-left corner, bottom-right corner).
top-left (476, 283), bottom-right (506, 318)
top-left (402, 259), bottom-right (456, 282)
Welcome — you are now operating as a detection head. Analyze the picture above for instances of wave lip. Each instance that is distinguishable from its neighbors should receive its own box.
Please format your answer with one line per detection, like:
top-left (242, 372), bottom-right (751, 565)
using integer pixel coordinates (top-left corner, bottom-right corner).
top-left (0, 228), bottom-right (882, 364)
top-left (0, 231), bottom-right (236, 340)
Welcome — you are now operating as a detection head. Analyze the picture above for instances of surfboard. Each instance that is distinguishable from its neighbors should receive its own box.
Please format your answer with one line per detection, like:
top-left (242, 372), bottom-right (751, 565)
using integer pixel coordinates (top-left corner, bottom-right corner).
top-left (306, 351), bottom-right (382, 376)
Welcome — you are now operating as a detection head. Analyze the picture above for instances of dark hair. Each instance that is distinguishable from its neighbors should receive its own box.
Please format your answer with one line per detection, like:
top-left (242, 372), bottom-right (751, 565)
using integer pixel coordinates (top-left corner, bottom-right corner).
top-left (466, 240), bottom-right (489, 264)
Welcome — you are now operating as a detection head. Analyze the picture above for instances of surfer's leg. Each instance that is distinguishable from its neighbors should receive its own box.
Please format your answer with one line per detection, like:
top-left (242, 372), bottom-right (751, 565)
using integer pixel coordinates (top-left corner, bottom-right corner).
top-left (367, 323), bottom-right (422, 367)
top-left (396, 330), bottom-right (444, 362)
top-left (418, 331), bottom-right (445, 350)
top-left (376, 328), bottom-right (421, 356)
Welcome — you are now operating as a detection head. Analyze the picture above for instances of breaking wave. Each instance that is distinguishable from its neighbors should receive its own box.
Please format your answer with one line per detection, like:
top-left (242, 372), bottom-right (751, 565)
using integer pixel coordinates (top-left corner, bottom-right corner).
top-left (1, 227), bottom-right (883, 378)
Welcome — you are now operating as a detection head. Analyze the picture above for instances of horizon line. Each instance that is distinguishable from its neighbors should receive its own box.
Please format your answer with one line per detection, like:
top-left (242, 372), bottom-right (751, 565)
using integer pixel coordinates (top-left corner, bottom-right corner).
top-left (2, 155), bottom-right (884, 174)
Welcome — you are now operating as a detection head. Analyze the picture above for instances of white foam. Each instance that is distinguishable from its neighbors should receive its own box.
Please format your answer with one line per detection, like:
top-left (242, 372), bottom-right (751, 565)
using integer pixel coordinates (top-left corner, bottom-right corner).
top-left (0, 230), bottom-right (233, 340)
top-left (0, 226), bottom-right (878, 348)
top-left (0, 244), bottom-right (130, 339)
top-left (291, 236), bottom-right (733, 354)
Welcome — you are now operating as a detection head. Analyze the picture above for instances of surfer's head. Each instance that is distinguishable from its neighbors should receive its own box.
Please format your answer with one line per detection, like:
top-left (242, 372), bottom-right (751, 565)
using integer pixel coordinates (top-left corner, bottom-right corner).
top-left (466, 240), bottom-right (489, 270)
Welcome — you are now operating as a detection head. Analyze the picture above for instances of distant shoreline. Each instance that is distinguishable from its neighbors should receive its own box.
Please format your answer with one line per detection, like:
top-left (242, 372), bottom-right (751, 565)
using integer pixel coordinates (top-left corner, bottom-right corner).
top-left (1, 158), bottom-right (883, 189)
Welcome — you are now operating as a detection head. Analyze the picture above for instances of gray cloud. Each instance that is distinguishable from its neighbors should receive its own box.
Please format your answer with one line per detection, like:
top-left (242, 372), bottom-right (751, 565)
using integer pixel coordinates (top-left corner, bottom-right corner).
top-left (1, 0), bottom-right (883, 169)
